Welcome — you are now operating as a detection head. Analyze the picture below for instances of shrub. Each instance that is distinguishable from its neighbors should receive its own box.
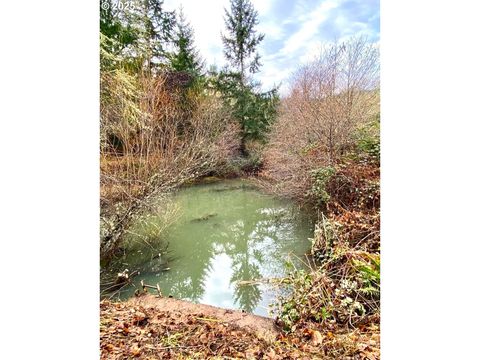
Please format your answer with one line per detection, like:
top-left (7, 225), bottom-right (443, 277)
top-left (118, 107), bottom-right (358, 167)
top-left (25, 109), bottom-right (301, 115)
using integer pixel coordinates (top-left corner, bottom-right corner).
top-left (260, 37), bottom-right (379, 201)
top-left (275, 265), bottom-right (313, 332)
top-left (274, 245), bottom-right (380, 333)
top-left (308, 166), bottom-right (336, 206)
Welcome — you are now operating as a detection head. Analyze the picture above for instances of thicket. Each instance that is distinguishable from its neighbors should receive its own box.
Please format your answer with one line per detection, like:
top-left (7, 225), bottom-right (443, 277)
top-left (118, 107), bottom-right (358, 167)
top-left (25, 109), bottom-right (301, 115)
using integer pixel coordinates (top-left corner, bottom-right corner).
top-left (100, 70), bottom-right (241, 257)
top-left (261, 37), bottom-right (379, 201)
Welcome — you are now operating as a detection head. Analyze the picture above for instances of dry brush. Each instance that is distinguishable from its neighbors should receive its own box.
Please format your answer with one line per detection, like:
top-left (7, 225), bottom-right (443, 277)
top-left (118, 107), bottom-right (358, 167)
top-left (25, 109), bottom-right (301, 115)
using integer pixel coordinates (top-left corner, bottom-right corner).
top-left (261, 37), bottom-right (379, 201)
top-left (100, 71), bottom-right (241, 259)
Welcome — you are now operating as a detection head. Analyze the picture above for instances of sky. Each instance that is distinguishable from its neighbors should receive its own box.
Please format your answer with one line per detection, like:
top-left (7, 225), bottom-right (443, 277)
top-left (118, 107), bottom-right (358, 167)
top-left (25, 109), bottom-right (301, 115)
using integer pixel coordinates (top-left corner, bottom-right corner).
top-left (163, 0), bottom-right (379, 95)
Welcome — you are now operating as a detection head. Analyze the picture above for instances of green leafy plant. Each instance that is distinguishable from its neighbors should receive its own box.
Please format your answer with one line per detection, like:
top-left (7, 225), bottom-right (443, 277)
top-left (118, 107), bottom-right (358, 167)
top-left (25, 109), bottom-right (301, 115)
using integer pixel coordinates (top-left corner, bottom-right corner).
top-left (308, 166), bottom-right (336, 206)
top-left (275, 266), bottom-right (313, 333)
top-left (208, 70), bottom-right (279, 147)
top-left (353, 254), bottom-right (380, 298)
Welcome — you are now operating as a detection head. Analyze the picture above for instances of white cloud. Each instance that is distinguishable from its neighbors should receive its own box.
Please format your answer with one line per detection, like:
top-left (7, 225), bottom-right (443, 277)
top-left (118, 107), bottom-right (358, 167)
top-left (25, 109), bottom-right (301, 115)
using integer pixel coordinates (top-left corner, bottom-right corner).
top-left (260, 65), bottom-right (294, 96)
top-left (250, 0), bottom-right (275, 16)
top-left (257, 20), bottom-right (284, 41)
top-left (279, 0), bottom-right (340, 56)
top-left (298, 41), bottom-right (323, 64)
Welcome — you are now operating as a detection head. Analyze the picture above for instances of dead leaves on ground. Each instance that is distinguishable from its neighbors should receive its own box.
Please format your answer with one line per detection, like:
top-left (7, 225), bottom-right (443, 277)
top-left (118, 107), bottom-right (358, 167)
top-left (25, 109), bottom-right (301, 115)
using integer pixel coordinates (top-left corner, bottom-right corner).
top-left (100, 299), bottom-right (379, 359)
top-left (100, 300), bottom-right (325, 359)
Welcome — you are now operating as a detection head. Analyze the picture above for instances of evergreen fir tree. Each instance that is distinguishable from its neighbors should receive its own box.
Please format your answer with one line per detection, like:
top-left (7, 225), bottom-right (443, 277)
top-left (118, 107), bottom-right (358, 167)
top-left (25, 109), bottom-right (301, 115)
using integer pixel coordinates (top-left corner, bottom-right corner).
top-left (219, 0), bottom-right (276, 152)
top-left (221, 0), bottom-right (264, 85)
top-left (169, 7), bottom-right (204, 76)
top-left (142, 0), bottom-right (176, 71)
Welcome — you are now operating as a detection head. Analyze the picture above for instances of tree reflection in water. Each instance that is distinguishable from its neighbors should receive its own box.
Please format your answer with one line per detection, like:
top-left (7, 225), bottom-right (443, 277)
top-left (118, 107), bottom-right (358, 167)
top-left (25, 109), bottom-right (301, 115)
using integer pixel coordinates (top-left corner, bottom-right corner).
top-left (106, 180), bottom-right (313, 315)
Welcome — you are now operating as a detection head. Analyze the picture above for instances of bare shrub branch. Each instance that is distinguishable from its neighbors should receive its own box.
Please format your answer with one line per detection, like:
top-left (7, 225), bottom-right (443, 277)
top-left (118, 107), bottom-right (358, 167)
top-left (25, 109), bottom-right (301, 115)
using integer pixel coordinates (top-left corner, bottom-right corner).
top-left (261, 37), bottom-right (379, 200)
top-left (100, 71), bottom-right (240, 259)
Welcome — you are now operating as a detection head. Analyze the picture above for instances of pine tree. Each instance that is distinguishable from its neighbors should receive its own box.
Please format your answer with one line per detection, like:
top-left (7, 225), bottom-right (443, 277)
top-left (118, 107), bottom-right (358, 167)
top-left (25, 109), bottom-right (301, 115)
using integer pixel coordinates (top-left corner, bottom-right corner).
top-left (141, 0), bottom-right (176, 71)
top-left (219, 0), bottom-right (274, 152)
top-left (221, 0), bottom-right (265, 85)
top-left (169, 7), bottom-right (204, 76)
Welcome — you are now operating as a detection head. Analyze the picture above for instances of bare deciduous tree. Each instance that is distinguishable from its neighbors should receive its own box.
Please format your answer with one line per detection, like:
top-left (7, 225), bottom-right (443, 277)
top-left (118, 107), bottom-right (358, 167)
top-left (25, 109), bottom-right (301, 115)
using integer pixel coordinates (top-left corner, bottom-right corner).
top-left (261, 37), bottom-right (379, 200)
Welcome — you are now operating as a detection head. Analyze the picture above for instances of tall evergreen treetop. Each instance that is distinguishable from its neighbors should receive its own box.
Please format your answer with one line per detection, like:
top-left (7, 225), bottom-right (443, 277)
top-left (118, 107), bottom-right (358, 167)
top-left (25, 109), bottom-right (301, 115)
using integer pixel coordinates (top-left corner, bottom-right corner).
top-left (141, 0), bottom-right (176, 70)
top-left (221, 0), bottom-right (265, 84)
top-left (169, 7), bottom-right (204, 76)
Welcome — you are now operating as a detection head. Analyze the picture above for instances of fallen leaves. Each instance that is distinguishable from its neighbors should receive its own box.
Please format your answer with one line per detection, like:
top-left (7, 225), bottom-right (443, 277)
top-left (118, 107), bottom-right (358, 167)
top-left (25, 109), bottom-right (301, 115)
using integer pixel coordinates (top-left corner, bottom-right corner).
top-left (100, 300), bottom-right (323, 359)
top-left (130, 345), bottom-right (141, 357)
top-left (100, 293), bottom-right (380, 359)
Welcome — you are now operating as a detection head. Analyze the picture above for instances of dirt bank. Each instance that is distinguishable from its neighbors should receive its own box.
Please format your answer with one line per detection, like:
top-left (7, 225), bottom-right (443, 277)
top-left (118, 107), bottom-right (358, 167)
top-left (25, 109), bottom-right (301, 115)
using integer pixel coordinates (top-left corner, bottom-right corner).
top-left (100, 294), bottom-right (323, 359)
top-left (127, 294), bottom-right (280, 341)
top-left (100, 293), bottom-right (379, 359)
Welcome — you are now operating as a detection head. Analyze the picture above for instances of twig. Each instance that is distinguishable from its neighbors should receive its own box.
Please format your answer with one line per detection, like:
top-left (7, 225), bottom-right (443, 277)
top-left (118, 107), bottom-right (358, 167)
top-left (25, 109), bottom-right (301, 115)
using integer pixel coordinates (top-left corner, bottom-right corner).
top-left (141, 280), bottom-right (162, 296)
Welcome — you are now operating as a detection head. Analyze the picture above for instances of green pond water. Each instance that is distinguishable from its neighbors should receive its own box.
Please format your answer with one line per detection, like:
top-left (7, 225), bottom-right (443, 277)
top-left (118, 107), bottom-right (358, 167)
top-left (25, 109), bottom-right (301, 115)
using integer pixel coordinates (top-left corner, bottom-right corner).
top-left (102, 179), bottom-right (314, 317)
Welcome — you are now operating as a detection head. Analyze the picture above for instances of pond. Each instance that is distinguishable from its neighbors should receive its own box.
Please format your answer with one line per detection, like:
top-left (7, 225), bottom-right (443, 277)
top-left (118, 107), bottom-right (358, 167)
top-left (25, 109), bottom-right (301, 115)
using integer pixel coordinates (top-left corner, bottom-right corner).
top-left (101, 179), bottom-right (314, 317)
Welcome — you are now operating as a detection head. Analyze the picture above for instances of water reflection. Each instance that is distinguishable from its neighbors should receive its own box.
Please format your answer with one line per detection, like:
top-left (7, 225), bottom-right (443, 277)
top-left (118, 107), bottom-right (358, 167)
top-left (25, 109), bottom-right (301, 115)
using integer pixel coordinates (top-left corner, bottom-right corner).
top-left (226, 220), bottom-right (263, 313)
top-left (103, 180), bottom-right (313, 316)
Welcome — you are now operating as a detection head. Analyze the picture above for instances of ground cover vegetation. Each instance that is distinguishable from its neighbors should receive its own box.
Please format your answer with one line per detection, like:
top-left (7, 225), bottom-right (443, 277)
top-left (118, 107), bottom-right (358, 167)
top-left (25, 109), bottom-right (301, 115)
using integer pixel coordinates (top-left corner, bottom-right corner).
top-left (100, 0), bottom-right (380, 358)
